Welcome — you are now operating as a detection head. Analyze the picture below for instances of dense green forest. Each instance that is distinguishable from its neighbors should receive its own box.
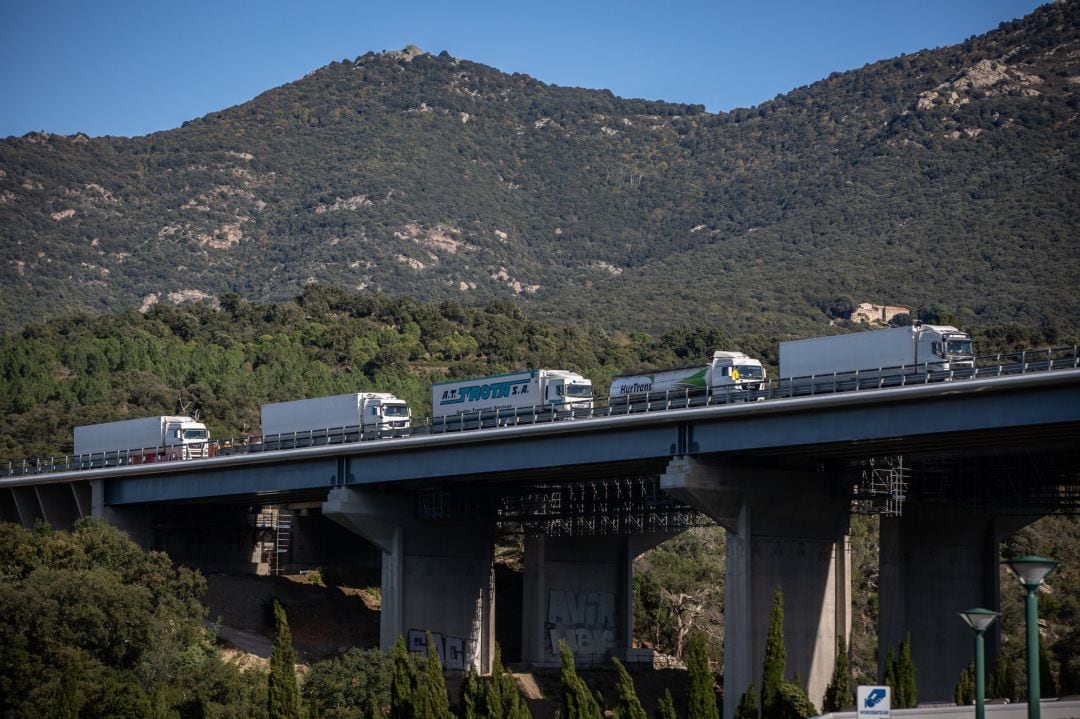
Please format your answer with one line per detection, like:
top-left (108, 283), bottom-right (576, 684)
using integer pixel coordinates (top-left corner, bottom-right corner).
top-left (2, 2), bottom-right (1078, 336)
top-left (0, 287), bottom-right (1067, 461)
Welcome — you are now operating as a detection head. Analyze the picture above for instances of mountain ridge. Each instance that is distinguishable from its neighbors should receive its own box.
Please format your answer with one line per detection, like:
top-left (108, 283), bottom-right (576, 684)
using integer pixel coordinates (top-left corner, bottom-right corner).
top-left (1, 1), bottom-right (1077, 335)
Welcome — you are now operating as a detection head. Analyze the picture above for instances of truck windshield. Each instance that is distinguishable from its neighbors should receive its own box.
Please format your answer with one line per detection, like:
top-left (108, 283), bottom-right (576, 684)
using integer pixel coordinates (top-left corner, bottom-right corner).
top-left (384, 405), bottom-right (409, 417)
top-left (735, 365), bottom-right (764, 379)
top-left (945, 339), bottom-right (973, 357)
top-left (183, 429), bottom-right (208, 440)
top-left (564, 384), bottom-right (593, 398)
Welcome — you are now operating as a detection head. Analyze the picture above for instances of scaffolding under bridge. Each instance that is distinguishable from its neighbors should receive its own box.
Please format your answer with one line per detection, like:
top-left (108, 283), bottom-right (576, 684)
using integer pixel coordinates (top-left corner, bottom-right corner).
top-left (417, 475), bottom-right (710, 537)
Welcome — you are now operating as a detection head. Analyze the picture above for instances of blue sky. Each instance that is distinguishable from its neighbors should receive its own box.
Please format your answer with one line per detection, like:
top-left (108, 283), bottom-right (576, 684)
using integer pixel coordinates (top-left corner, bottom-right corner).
top-left (0, 0), bottom-right (1046, 139)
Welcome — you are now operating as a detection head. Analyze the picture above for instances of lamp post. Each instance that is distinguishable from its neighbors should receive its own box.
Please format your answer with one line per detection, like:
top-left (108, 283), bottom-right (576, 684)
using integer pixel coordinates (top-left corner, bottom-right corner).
top-left (1002, 555), bottom-right (1059, 719)
top-left (959, 608), bottom-right (999, 719)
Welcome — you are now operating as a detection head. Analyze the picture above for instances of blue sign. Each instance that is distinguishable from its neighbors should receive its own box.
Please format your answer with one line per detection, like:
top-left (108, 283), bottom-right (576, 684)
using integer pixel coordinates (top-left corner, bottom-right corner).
top-left (857, 686), bottom-right (890, 719)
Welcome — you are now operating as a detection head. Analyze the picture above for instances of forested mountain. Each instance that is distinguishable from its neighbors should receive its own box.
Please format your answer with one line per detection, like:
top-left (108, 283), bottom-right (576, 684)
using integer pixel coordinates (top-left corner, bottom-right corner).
top-left (2, 2), bottom-right (1078, 336)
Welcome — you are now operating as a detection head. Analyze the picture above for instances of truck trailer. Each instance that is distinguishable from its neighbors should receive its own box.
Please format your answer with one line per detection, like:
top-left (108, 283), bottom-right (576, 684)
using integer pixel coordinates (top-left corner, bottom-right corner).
top-left (432, 370), bottom-right (593, 426)
top-left (260, 393), bottom-right (411, 441)
top-left (609, 351), bottom-right (767, 403)
top-left (778, 323), bottom-right (975, 385)
top-left (73, 415), bottom-right (210, 464)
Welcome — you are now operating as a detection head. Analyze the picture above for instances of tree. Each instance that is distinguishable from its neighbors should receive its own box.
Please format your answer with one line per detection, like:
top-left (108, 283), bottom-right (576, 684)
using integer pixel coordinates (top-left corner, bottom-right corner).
top-left (822, 636), bottom-right (852, 712)
top-left (773, 682), bottom-right (817, 719)
top-left (883, 647), bottom-right (897, 698)
top-left (761, 588), bottom-right (786, 719)
top-left (417, 631), bottom-right (452, 719)
top-left (487, 646), bottom-right (531, 719)
top-left (612, 657), bottom-right (647, 719)
top-left (391, 635), bottom-right (418, 719)
top-left (460, 664), bottom-right (482, 719)
top-left (687, 633), bottom-right (719, 719)
top-left (896, 633), bottom-right (916, 709)
top-left (302, 646), bottom-right (398, 718)
top-left (268, 600), bottom-right (301, 719)
top-left (989, 652), bottom-right (1015, 701)
top-left (955, 660), bottom-right (975, 706)
top-left (557, 641), bottom-right (601, 719)
top-left (818, 296), bottom-right (855, 321)
top-left (734, 683), bottom-right (759, 719)
top-left (655, 689), bottom-right (678, 719)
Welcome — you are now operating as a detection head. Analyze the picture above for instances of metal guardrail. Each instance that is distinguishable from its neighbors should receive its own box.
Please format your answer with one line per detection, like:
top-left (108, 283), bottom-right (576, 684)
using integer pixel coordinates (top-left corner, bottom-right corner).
top-left (5, 345), bottom-right (1079, 478)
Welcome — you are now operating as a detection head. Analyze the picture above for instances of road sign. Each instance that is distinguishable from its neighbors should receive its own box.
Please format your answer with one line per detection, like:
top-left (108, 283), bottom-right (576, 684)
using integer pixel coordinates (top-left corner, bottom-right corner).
top-left (857, 686), bottom-right (891, 719)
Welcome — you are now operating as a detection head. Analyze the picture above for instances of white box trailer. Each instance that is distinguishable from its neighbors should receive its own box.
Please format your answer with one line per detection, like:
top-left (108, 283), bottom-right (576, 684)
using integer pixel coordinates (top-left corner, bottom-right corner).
top-left (73, 415), bottom-right (210, 462)
top-left (779, 323), bottom-right (974, 380)
top-left (261, 393), bottom-right (411, 438)
top-left (610, 351), bottom-right (766, 400)
top-left (432, 369), bottom-right (593, 421)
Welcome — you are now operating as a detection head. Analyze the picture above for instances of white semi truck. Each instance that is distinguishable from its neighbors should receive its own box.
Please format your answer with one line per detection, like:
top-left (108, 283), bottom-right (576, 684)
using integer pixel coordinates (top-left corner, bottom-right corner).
top-left (778, 323), bottom-right (975, 383)
top-left (261, 393), bottom-right (411, 440)
top-left (73, 415), bottom-right (211, 464)
top-left (609, 351), bottom-right (767, 402)
top-left (432, 370), bottom-right (593, 425)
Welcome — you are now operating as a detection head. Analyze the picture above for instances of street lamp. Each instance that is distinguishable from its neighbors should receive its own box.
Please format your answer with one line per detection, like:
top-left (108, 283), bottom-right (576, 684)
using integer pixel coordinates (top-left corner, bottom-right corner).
top-left (959, 608), bottom-right (1000, 719)
top-left (1002, 555), bottom-right (1059, 719)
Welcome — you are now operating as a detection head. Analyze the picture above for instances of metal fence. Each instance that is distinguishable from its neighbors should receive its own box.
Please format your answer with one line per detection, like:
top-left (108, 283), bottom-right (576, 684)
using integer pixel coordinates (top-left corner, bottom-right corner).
top-left (6, 345), bottom-right (1079, 478)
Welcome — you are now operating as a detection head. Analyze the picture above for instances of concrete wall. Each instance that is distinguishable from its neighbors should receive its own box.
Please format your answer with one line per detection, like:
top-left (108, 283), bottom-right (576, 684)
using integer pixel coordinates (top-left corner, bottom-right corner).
top-left (879, 511), bottom-right (1035, 703)
top-left (323, 487), bottom-right (496, 672)
top-left (521, 532), bottom-right (669, 667)
top-left (662, 457), bottom-right (851, 719)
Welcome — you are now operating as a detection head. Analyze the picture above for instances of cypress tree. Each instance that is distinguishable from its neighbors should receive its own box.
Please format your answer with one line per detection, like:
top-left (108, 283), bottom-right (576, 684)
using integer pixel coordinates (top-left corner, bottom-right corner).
top-left (761, 588), bottom-right (786, 719)
top-left (268, 600), bottom-right (302, 719)
top-left (734, 683), bottom-right (759, 719)
top-left (612, 657), bottom-right (648, 719)
top-left (558, 641), bottom-right (601, 719)
top-left (656, 689), bottom-right (678, 719)
top-left (883, 647), bottom-right (897, 699)
top-left (774, 682), bottom-right (817, 719)
top-left (687, 633), bottom-right (719, 719)
top-left (461, 664), bottom-right (482, 719)
top-left (392, 634), bottom-right (418, 719)
top-left (822, 636), bottom-right (852, 712)
top-left (897, 633), bottom-right (917, 709)
top-left (955, 660), bottom-right (975, 706)
top-left (483, 645), bottom-right (532, 719)
top-left (421, 631), bottom-right (453, 719)
top-left (989, 652), bottom-right (1014, 701)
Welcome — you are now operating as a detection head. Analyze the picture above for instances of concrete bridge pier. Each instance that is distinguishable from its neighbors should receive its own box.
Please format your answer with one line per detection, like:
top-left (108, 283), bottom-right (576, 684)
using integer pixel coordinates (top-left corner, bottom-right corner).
top-left (661, 457), bottom-right (851, 718)
top-left (323, 487), bottom-right (496, 672)
top-left (91, 479), bottom-right (155, 548)
top-left (520, 531), bottom-right (670, 667)
top-left (878, 510), bottom-right (1032, 703)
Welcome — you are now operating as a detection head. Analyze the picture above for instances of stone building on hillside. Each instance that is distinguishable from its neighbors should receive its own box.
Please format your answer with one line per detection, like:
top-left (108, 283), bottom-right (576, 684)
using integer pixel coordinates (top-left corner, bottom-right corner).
top-left (851, 302), bottom-right (910, 325)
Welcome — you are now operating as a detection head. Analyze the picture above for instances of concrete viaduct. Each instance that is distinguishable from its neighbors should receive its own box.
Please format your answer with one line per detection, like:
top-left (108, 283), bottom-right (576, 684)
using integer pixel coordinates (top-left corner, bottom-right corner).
top-left (3, 369), bottom-right (1079, 716)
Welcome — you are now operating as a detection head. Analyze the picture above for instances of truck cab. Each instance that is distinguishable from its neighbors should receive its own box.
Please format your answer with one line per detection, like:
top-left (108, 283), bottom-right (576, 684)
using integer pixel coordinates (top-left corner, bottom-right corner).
top-left (363, 395), bottom-right (412, 436)
top-left (167, 419), bottom-right (211, 459)
top-left (545, 372), bottom-right (594, 413)
top-left (710, 351), bottom-right (767, 392)
top-left (915, 324), bottom-right (975, 372)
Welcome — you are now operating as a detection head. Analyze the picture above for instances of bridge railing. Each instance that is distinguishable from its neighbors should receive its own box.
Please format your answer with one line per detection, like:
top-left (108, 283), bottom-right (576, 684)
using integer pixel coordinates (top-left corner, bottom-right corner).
top-left (5, 345), bottom-right (1078, 478)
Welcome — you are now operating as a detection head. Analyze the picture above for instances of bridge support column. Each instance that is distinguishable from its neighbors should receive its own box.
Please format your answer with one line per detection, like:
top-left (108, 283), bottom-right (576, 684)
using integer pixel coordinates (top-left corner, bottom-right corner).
top-left (323, 487), bottom-right (495, 672)
top-left (878, 510), bottom-right (1031, 703)
top-left (662, 457), bottom-right (850, 718)
top-left (91, 480), bottom-right (155, 548)
top-left (521, 531), bottom-right (669, 667)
